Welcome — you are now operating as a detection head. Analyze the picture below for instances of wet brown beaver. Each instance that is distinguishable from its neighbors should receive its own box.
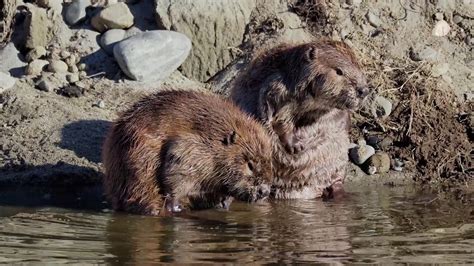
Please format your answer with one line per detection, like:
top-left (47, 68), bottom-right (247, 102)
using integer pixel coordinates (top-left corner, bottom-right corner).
top-left (102, 90), bottom-right (273, 215)
top-left (230, 40), bottom-right (369, 199)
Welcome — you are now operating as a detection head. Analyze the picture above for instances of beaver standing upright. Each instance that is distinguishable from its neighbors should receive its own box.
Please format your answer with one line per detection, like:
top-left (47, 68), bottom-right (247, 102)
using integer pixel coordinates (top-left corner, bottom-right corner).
top-left (102, 90), bottom-right (273, 215)
top-left (230, 40), bottom-right (369, 199)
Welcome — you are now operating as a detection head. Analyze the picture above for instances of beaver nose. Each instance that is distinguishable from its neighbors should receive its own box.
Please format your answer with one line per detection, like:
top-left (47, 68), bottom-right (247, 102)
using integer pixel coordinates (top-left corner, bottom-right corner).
top-left (356, 86), bottom-right (369, 98)
top-left (257, 184), bottom-right (271, 198)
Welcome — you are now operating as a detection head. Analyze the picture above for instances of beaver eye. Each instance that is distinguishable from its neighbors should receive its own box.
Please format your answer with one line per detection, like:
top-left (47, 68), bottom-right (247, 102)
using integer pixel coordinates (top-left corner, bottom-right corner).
top-left (335, 68), bottom-right (344, 76)
top-left (247, 161), bottom-right (254, 172)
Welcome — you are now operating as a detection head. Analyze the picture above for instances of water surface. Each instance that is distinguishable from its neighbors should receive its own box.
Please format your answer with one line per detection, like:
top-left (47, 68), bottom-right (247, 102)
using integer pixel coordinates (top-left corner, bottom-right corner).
top-left (0, 183), bottom-right (473, 264)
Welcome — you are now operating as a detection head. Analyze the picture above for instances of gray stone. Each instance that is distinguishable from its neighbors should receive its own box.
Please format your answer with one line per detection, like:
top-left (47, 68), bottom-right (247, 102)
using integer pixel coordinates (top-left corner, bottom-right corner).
top-left (392, 158), bottom-right (405, 172)
top-left (79, 71), bottom-right (87, 79)
top-left (26, 59), bottom-right (49, 76)
top-left (155, 0), bottom-right (255, 82)
top-left (26, 46), bottom-right (47, 62)
top-left (453, 15), bottom-right (463, 24)
top-left (349, 144), bottom-right (375, 165)
top-left (0, 72), bottom-right (16, 93)
top-left (64, 0), bottom-right (91, 25)
top-left (91, 3), bottom-right (134, 32)
top-left (434, 12), bottom-right (444, 21)
top-left (48, 60), bottom-right (69, 73)
top-left (414, 47), bottom-right (440, 62)
top-left (60, 50), bottom-right (71, 59)
top-left (114, 30), bottom-right (191, 81)
top-left (0, 43), bottom-right (26, 77)
top-left (125, 26), bottom-right (142, 38)
top-left (431, 63), bottom-right (449, 77)
top-left (100, 29), bottom-right (127, 55)
top-left (24, 4), bottom-right (54, 49)
top-left (78, 63), bottom-right (87, 71)
top-left (366, 11), bottom-right (382, 27)
top-left (69, 65), bottom-right (79, 73)
top-left (371, 96), bottom-right (392, 119)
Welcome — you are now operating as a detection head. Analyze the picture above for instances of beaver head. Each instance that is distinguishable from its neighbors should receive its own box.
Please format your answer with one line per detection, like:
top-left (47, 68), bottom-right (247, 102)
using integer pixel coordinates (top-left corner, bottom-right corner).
top-left (218, 126), bottom-right (273, 203)
top-left (285, 40), bottom-right (369, 111)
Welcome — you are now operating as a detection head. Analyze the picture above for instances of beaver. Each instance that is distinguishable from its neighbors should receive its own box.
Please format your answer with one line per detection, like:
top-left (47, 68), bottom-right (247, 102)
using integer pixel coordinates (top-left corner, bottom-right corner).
top-left (229, 39), bottom-right (369, 199)
top-left (102, 90), bottom-right (273, 215)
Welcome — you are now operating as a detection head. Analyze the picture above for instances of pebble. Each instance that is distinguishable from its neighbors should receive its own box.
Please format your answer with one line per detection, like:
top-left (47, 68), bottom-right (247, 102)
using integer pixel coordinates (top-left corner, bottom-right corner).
top-left (366, 11), bottom-right (382, 27)
top-left (94, 100), bottom-right (105, 108)
top-left (36, 79), bottom-right (54, 92)
top-left (100, 29), bottom-right (127, 55)
top-left (371, 96), bottom-right (392, 119)
top-left (0, 72), bottom-right (16, 93)
top-left (431, 63), bottom-right (449, 77)
top-left (48, 60), bottom-right (69, 73)
top-left (26, 46), bottom-right (47, 62)
top-left (114, 30), bottom-right (192, 81)
top-left (65, 55), bottom-right (77, 68)
top-left (69, 65), bottom-right (79, 73)
top-left (64, 0), bottom-right (91, 25)
top-left (79, 71), bottom-right (87, 79)
top-left (26, 59), bottom-right (49, 76)
top-left (346, 0), bottom-right (362, 6)
top-left (91, 3), bottom-right (134, 32)
top-left (410, 46), bottom-right (440, 62)
top-left (60, 85), bottom-right (83, 97)
top-left (60, 50), bottom-right (71, 59)
top-left (66, 73), bottom-right (79, 83)
top-left (392, 158), bottom-right (405, 171)
top-left (434, 12), bottom-right (444, 21)
top-left (432, 20), bottom-right (451, 37)
top-left (363, 152), bottom-right (390, 175)
top-left (453, 15), bottom-right (463, 24)
top-left (78, 63), bottom-right (87, 71)
top-left (349, 143), bottom-right (375, 165)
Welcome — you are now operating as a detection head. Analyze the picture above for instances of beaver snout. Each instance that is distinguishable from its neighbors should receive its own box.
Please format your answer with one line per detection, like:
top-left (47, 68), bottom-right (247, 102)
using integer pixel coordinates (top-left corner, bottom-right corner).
top-left (256, 184), bottom-right (271, 199)
top-left (356, 86), bottom-right (369, 98)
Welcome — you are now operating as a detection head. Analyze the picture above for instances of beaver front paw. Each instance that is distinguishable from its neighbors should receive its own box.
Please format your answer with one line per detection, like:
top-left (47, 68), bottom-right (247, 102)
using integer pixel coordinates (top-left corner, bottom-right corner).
top-left (282, 135), bottom-right (305, 154)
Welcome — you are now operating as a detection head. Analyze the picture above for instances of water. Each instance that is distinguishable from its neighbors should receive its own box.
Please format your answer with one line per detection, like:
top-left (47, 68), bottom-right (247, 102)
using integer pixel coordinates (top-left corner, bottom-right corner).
top-left (0, 183), bottom-right (473, 264)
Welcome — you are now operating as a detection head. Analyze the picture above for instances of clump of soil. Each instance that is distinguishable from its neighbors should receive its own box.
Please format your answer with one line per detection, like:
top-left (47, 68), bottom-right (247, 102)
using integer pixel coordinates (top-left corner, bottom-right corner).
top-left (289, 0), bottom-right (327, 34)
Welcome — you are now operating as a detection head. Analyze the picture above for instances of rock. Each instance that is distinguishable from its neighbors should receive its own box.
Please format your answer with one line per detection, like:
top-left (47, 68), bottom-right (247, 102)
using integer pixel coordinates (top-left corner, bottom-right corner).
top-left (434, 12), bottom-right (444, 21)
top-left (0, 43), bottom-right (26, 77)
top-left (346, 0), bottom-right (362, 6)
top-left (47, 60), bottom-right (69, 73)
top-left (26, 46), bottom-right (47, 62)
top-left (0, 72), bottom-right (16, 93)
top-left (25, 4), bottom-right (54, 49)
top-left (78, 63), bottom-right (87, 71)
top-left (36, 0), bottom-right (51, 8)
top-left (100, 29), bottom-right (127, 55)
top-left (26, 59), bottom-right (49, 76)
top-left (114, 30), bottom-right (191, 81)
top-left (91, 3), bottom-right (134, 32)
top-left (363, 152), bottom-right (390, 175)
top-left (155, 0), bottom-right (255, 82)
top-left (125, 26), bottom-right (142, 38)
top-left (410, 46), bottom-right (440, 62)
top-left (69, 65), bottom-right (79, 73)
top-left (392, 158), bottom-right (405, 172)
top-left (60, 50), bottom-right (71, 59)
top-left (371, 96), bottom-right (392, 119)
top-left (36, 79), bottom-right (54, 92)
top-left (79, 71), bottom-right (87, 79)
top-left (64, 0), bottom-right (91, 25)
top-left (366, 11), bottom-right (382, 27)
top-left (65, 55), bottom-right (78, 68)
top-left (378, 137), bottom-right (393, 151)
top-left (60, 85), bottom-right (84, 97)
top-left (453, 15), bottom-right (463, 24)
top-left (93, 100), bottom-right (106, 108)
top-left (432, 20), bottom-right (451, 37)
top-left (66, 73), bottom-right (79, 83)
top-left (349, 144), bottom-right (375, 165)
top-left (431, 63), bottom-right (449, 77)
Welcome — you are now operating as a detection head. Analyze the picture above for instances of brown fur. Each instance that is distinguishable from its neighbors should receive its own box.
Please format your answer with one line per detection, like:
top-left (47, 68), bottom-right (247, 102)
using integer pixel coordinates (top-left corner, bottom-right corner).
top-left (230, 40), bottom-right (369, 199)
top-left (102, 90), bottom-right (273, 215)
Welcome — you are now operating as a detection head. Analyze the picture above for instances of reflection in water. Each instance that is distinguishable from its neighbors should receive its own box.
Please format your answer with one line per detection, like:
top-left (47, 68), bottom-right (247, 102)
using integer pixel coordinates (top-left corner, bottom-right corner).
top-left (0, 184), bottom-right (473, 264)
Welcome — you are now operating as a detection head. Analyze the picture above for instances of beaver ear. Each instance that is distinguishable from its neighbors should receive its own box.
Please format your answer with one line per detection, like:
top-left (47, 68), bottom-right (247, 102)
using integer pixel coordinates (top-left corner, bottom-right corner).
top-left (222, 131), bottom-right (237, 146)
top-left (305, 46), bottom-right (317, 61)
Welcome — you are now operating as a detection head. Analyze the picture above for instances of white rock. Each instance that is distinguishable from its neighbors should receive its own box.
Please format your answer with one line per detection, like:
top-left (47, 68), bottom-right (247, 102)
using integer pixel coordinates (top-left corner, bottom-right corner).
top-left (432, 20), bottom-right (451, 37)
top-left (0, 72), bottom-right (16, 93)
top-left (113, 30), bottom-right (191, 82)
top-left (366, 11), bottom-right (382, 27)
top-left (48, 60), bottom-right (69, 73)
top-left (26, 46), bottom-right (47, 62)
top-left (431, 63), bottom-right (450, 77)
top-left (100, 29), bottom-right (127, 55)
top-left (26, 59), bottom-right (49, 76)
top-left (64, 0), bottom-right (91, 25)
top-left (371, 96), bottom-right (392, 119)
top-left (66, 73), bottom-right (79, 83)
top-left (0, 43), bottom-right (26, 77)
